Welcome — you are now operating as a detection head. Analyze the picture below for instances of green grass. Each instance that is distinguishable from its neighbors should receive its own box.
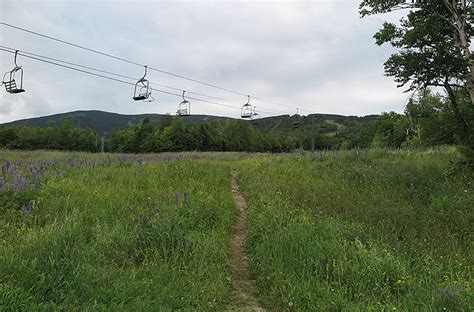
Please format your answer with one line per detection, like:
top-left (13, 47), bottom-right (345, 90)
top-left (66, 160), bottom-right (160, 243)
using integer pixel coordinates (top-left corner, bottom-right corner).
top-left (236, 148), bottom-right (473, 311)
top-left (1, 159), bottom-right (235, 310)
top-left (1, 148), bottom-right (472, 311)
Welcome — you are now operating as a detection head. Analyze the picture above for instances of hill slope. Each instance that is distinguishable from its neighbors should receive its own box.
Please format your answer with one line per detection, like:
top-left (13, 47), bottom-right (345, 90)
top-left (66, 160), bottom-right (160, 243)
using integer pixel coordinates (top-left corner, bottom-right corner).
top-left (1, 110), bottom-right (232, 135)
top-left (1, 110), bottom-right (379, 136)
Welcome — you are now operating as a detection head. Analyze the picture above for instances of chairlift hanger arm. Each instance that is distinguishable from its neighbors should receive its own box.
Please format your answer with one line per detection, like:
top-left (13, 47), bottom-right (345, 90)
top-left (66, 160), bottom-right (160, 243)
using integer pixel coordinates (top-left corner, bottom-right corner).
top-left (141, 65), bottom-right (147, 80)
top-left (14, 50), bottom-right (20, 68)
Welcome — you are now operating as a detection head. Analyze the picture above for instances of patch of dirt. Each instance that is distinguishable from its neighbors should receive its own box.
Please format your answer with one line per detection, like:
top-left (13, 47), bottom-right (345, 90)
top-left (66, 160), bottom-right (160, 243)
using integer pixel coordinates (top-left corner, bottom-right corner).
top-left (227, 170), bottom-right (264, 312)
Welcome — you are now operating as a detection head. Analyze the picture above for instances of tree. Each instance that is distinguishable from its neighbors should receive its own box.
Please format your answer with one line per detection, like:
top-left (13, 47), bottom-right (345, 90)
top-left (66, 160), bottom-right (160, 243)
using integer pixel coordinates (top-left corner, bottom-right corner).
top-left (405, 89), bottom-right (463, 145)
top-left (370, 112), bottom-right (409, 148)
top-left (360, 0), bottom-right (473, 133)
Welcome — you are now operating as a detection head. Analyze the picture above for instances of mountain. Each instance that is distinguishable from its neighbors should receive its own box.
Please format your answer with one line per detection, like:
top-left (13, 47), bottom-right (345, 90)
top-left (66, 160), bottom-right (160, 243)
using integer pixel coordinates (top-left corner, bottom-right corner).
top-left (1, 110), bottom-right (232, 135)
top-left (1, 110), bottom-right (379, 136)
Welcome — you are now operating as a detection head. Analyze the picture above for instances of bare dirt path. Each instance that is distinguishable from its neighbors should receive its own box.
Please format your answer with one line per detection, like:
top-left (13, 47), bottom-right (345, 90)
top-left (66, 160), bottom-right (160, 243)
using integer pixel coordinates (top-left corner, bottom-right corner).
top-left (228, 170), bottom-right (264, 311)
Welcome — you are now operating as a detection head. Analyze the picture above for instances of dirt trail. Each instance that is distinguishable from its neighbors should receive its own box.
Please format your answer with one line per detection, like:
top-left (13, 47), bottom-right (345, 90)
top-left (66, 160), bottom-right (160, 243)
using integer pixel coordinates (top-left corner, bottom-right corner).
top-left (228, 170), bottom-right (263, 312)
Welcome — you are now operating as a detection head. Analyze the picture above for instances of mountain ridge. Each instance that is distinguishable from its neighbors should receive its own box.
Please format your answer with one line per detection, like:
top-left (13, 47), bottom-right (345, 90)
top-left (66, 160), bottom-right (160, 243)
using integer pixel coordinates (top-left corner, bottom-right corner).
top-left (1, 110), bottom-right (379, 135)
top-left (1, 110), bottom-right (233, 135)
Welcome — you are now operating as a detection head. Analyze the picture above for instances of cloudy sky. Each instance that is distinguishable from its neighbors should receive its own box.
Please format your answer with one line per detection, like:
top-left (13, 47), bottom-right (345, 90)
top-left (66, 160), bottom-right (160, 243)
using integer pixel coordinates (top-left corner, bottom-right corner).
top-left (0, 0), bottom-right (407, 123)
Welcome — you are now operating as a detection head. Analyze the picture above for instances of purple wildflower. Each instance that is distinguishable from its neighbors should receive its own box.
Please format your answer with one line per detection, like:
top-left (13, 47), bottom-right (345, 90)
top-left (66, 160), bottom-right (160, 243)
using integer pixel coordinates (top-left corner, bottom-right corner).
top-left (175, 192), bottom-right (180, 205)
top-left (21, 204), bottom-right (27, 225)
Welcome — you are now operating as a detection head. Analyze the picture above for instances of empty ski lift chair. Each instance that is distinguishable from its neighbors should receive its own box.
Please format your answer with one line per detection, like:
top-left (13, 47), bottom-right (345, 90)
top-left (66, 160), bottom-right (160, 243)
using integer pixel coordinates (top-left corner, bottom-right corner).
top-left (177, 91), bottom-right (191, 116)
top-left (241, 95), bottom-right (253, 119)
top-left (133, 65), bottom-right (153, 101)
top-left (3, 50), bottom-right (25, 94)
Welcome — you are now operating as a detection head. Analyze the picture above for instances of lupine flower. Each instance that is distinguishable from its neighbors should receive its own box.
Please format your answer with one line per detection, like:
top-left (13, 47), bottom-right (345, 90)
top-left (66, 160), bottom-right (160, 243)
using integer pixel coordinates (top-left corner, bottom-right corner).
top-left (21, 204), bottom-right (27, 225)
top-left (175, 192), bottom-right (180, 205)
top-left (440, 287), bottom-right (461, 299)
top-left (0, 177), bottom-right (5, 193)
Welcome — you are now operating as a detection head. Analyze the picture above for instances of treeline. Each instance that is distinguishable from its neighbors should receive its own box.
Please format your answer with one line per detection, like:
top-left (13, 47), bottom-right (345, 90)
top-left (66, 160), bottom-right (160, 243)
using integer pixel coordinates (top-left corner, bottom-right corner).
top-left (0, 89), bottom-right (472, 154)
top-left (0, 118), bottom-right (99, 152)
top-left (108, 115), bottom-right (298, 153)
top-left (335, 89), bottom-right (473, 150)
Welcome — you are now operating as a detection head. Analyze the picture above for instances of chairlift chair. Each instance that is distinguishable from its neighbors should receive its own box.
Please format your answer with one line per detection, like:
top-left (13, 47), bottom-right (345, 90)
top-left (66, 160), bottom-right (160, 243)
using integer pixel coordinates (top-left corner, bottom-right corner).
top-left (241, 95), bottom-right (253, 119)
top-left (133, 66), bottom-right (153, 101)
top-left (2, 50), bottom-right (25, 94)
top-left (177, 91), bottom-right (191, 116)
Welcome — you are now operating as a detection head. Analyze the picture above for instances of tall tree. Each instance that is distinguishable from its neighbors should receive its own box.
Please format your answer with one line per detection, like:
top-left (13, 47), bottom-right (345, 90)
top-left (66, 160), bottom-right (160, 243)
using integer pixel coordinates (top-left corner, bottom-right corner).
top-left (360, 0), bottom-right (473, 131)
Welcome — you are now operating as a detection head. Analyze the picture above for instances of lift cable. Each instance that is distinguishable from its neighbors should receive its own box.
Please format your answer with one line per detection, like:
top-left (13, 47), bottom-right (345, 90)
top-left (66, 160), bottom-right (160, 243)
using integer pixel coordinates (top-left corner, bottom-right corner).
top-left (0, 47), bottom-right (283, 116)
top-left (0, 21), bottom-right (311, 114)
top-left (0, 45), bottom-right (292, 113)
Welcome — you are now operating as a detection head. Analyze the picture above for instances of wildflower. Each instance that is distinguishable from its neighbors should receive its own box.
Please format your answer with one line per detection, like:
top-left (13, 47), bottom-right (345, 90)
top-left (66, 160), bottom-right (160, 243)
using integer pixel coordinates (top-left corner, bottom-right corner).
top-left (175, 192), bottom-right (180, 205)
top-left (21, 204), bottom-right (27, 225)
top-left (0, 178), bottom-right (5, 193)
top-left (440, 287), bottom-right (460, 299)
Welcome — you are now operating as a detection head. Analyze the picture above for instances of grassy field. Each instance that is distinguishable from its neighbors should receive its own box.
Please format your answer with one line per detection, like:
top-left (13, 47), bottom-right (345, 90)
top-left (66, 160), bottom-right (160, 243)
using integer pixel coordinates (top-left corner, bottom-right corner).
top-left (237, 148), bottom-right (473, 310)
top-left (1, 153), bottom-right (236, 310)
top-left (0, 148), bottom-right (472, 311)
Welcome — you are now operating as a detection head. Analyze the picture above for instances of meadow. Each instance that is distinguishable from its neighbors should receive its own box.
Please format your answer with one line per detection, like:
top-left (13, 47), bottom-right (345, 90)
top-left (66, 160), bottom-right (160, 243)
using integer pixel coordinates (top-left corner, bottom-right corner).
top-left (0, 148), bottom-right (472, 311)
top-left (238, 148), bottom-right (473, 310)
top-left (1, 151), bottom-right (240, 310)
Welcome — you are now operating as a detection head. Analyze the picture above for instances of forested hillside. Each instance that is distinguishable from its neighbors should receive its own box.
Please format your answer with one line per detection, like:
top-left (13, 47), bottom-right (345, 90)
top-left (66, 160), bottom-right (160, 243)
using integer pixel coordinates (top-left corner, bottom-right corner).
top-left (0, 89), bottom-right (472, 156)
top-left (2, 110), bottom-right (231, 135)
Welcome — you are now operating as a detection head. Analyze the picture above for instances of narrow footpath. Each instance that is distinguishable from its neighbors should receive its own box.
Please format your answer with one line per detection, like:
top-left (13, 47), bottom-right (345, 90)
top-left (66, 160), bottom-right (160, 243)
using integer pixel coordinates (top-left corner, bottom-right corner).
top-left (228, 170), bottom-right (263, 311)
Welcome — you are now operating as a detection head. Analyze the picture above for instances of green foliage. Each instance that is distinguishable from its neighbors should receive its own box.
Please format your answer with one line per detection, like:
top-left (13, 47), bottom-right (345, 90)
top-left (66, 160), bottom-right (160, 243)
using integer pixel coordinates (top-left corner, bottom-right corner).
top-left (360, 0), bottom-right (474, 160)
top-left (106, 117), bottom-right (297, 153)
top-left (1, 99), bottom-right (472, 156)
top-left (360, 0), bottom-right (472, 92)
top-left (0, 117), bottom-right (99, 152)
top-left (406, 89), bottom-right (474, 150)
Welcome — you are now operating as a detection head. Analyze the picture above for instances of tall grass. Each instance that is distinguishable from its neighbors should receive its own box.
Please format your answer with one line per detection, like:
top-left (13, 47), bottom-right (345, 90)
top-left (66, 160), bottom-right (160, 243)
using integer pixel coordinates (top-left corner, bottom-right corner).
top-left (1, 148), bottom-right (472, 310)
top-left (237, 147), bottom-right (473, 310)
top-left (1, 160), bottom-right (235, 310)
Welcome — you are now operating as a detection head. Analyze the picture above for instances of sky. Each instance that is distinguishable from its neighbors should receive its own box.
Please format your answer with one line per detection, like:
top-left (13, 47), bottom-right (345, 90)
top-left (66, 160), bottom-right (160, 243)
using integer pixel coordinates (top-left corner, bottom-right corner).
top-left (0, 0), bottom-right (408, 123)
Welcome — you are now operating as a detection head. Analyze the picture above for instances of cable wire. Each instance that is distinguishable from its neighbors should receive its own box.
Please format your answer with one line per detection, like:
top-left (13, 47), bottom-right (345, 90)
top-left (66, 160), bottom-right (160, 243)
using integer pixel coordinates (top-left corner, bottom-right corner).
top-left (0, 21), bottom-right (310, 114)
top-left (0, 44), bottom-right (286, 112)
top-left (0, 47), bottom-right (283, 116)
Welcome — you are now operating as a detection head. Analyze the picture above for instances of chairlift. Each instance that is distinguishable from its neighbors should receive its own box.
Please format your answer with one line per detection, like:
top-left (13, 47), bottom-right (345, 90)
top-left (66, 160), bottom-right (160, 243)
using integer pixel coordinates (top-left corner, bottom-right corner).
top-left (251, 106), bottom-right (260, 125)
top-left (241, 95), bottom-right (253, 119)
top-left (133, 65), bottom-right (153, 101)
top-left (2, 50), bottom-right (25, 94)
top-left (177, 90), bottom-right (191, 116)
